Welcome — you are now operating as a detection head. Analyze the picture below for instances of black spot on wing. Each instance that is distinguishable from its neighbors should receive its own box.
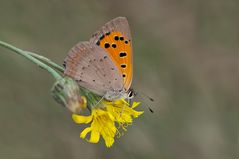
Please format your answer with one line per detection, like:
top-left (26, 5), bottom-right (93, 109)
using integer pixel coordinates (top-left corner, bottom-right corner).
top-left (119, 52), bottom-right (127, 57)
top-left (112, 44), bottom-right (117, 48)
top-left (114, 36), bottom-right (119, 40)
top-left (99, 35), bottom-right (105, 40)
top-left (120, 37), bottom-right (124, 41)
top-left (121, 64), bottom-right (127, 68)
top-left (63, 61), bottom-right (66, 68)
top-left (96, 40), bottom-right (100, 46)
top-left (104, 43), bottom-right (110, 48)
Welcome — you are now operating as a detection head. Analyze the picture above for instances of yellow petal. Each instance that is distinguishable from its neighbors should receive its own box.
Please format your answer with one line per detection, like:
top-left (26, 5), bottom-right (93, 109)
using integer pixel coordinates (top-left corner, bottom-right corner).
top-left (132, 102), bottom-right (140, 108)
top-left (121, 99), bottom-right (129, 105)
top-left (119, 114), bottom-right (133, 123)
top-left (72, 114), bottom-right (93, 124)
top-left (132, 110), bottom-right (144, 118)
top-left (114, 99), bottom-right (128, 106)
top-left (104, 137), bottom-right (114, 147)
top-left (89, 130), bottom-right (100, 143)
top-left (93, 108), bottom-right (107, 116)
top-left (101, 128), bottom-right (115, 147)
top-left (108, 112), bottom-right (115, 121)
top-left (137, 111), bottom-right (144, 115)
top-left (80, 127), bottom-right (92, 139)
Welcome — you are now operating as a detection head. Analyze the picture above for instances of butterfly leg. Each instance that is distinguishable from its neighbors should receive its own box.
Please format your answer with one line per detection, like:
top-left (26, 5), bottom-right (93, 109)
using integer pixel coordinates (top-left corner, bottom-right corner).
top-left (120, 100), bottom-right (128, 116)
top-left (129, 98), bottom-right (133, 106)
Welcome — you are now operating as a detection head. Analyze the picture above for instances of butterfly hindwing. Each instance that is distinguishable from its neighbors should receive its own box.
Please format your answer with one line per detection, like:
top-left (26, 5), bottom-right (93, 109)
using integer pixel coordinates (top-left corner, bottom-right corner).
top-left (90, 17), bottom-right (133, 91)
top-left (64, 41), bottom-right (123, 96)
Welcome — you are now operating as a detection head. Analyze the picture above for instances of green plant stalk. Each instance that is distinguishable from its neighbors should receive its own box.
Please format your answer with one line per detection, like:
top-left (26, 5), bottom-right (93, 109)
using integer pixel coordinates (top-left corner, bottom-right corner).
top-left (26, 51), bottom-right (64, 73)
top-left (0, 40), bottom-right (62, 80)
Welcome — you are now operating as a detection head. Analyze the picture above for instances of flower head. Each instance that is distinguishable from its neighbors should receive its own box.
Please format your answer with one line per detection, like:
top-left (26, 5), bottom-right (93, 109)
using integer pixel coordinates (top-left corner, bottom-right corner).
top-left (72, 99), bottom-right (143, 147)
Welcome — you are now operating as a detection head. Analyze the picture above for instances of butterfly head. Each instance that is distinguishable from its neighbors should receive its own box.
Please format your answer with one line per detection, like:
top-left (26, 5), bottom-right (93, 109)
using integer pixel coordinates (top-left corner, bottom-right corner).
top-left (104, 87), bottom-right (136, 101)
top-left (105, 89), bottom-right (128, 101)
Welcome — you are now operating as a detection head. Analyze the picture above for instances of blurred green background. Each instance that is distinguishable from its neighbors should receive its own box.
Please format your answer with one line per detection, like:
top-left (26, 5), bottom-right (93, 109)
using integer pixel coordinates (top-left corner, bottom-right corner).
top-left (0, 0), bottom-right (239, 159)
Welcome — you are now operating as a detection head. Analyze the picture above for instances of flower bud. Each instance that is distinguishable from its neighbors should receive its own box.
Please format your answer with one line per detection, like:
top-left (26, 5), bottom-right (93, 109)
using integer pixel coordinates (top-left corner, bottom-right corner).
top-left (51, 76), bottom-right (87, 114)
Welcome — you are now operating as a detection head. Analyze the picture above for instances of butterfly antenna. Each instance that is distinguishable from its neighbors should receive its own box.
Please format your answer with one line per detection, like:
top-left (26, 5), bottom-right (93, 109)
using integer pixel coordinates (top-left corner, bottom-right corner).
top-left (133, 89), bottom-right (155, 113)
top-left (134, 89), bottom-right (155, 103)
top-left (148, 107), bottom-right (154, 113)
top-left (140, 97), bottom-right (154, 113)
top-left (139, 91), bottom-right (155, 102)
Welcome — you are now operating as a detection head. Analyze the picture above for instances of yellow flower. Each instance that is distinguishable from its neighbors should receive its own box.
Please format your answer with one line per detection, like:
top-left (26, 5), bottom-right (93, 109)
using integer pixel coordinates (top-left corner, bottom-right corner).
top-left (72, 99), bottom-right (143, 147)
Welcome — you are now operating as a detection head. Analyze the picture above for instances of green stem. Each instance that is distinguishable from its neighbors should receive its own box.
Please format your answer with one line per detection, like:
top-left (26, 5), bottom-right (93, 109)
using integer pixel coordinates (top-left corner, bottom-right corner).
top-left (0, 40), bottom-right (62, 80)
top-left (26, 51), bottom-right (64, 73)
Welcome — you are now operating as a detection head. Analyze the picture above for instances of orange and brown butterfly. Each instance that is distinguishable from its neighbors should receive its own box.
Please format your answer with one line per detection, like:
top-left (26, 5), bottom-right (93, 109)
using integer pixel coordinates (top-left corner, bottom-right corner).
top-left (64, 17), bottom-right (134, 101)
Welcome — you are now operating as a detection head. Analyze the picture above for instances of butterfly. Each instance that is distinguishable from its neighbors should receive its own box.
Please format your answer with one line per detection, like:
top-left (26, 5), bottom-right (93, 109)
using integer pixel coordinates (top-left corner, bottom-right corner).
top-left (63, 17), bottom-right (134, 101)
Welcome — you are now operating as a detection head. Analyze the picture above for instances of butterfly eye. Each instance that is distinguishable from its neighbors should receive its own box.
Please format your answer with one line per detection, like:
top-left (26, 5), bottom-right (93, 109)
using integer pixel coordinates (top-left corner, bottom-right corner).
top-left (128, 91), bottom-right (134, 98)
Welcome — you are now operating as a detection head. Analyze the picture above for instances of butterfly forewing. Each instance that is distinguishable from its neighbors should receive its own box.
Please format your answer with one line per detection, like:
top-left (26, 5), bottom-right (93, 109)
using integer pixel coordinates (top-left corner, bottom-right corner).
top-left (90, 17), bottom-right (133, 91)
top-left (64, 42), bottom-right (123, 96)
